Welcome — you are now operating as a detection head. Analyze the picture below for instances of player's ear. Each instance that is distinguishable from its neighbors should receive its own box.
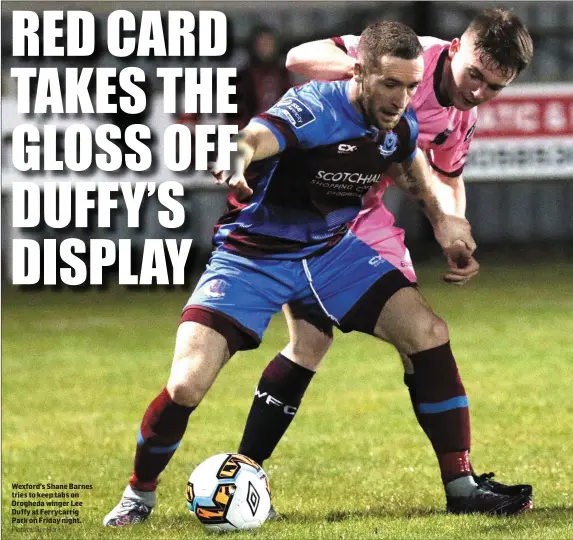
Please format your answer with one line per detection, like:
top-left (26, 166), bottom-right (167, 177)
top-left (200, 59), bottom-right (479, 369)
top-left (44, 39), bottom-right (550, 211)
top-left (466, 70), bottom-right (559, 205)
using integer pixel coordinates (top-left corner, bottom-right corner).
top-left (353, 62), bottom-right (363, 82)
top-left (448, 37), bottom-right (461, 60)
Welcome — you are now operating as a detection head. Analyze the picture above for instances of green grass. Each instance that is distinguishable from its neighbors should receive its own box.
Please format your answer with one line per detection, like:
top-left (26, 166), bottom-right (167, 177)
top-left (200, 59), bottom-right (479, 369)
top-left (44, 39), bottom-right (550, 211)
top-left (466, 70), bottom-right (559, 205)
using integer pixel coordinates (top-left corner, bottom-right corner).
top-left (2, 262), bottom-right (572, 539)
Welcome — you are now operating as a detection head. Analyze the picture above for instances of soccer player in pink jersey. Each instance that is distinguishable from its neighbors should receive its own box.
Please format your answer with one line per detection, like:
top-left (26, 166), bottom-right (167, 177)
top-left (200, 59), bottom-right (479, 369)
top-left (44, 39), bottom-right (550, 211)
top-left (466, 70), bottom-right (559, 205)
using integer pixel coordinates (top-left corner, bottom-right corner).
top-left (236, 9), bottom-right (535, 514)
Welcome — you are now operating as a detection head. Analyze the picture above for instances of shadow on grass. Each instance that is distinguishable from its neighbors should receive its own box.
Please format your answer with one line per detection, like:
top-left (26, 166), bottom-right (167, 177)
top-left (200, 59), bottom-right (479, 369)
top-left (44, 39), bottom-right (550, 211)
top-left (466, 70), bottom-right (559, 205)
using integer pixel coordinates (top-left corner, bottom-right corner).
top-left (150, 505), bottom-right (573, 531)
top-left (307, 505), bottom-right (572, 524)
top-left (507, 506), bottom-right (573, 520)
top-left (161, 506), bottom-right (442, 527)
top-left (314, 507), bottom-right (440, 523)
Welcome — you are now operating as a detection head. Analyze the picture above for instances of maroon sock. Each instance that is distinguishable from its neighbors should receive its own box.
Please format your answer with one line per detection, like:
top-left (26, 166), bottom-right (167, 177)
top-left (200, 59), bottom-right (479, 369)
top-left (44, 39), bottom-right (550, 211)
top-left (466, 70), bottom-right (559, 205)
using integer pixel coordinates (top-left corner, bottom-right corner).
top-left (238, 353), bottom-right (314, 466)
top-left (403, 373), bottom-right (474, 482)
top-left (403, 373), bottom-right (429, 437)
top-left (408, 342), bottom-right (472, 484)
top-left (129, 388), bottom-right (195, 491)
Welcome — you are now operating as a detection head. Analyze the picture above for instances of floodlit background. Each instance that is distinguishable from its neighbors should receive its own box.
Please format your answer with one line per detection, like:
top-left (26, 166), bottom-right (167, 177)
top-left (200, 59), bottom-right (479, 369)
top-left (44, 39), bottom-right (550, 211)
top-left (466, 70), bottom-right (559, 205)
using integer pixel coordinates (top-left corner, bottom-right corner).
top-left (2, 2), bottom-right (572, 539)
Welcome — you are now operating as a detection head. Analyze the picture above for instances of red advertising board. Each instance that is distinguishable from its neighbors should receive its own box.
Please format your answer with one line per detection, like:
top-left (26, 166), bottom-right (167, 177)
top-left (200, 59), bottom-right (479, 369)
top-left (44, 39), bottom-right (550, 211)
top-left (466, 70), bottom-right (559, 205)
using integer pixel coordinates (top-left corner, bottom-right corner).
top-left (465, 84), bottom-right (573, 180)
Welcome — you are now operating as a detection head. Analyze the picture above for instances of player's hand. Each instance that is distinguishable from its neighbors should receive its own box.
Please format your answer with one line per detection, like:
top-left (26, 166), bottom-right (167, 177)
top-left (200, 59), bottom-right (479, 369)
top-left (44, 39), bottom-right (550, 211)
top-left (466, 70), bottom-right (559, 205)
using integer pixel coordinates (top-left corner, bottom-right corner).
top-left (432, 215), bottom-right (479, 285)
top-left (208, 162), bottom-right (253, 200)
top-left (442, 240), bottom-right (480, 285)
top-left (432, 214), bottom-right (477, 255)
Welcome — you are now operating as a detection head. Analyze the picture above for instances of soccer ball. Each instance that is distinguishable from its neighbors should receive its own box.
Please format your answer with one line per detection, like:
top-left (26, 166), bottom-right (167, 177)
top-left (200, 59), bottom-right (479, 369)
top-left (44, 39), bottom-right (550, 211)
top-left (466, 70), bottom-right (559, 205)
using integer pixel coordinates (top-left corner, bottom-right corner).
top-left (186, 453), bottom-right (272, 531)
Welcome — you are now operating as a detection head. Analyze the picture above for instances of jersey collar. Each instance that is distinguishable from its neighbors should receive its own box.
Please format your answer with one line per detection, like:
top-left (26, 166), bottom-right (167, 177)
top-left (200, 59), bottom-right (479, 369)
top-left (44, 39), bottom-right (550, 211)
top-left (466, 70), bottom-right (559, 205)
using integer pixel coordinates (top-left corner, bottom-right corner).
top-left (434, 48), bottom-right (454, 108)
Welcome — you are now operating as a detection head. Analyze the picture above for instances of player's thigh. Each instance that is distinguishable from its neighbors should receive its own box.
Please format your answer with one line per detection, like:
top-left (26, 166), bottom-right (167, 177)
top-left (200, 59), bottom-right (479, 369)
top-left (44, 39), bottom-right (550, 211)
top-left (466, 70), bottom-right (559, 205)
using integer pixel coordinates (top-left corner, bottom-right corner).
top-left (306, 232), bottom-right (416, 335)
top-left (281, 304), bottom-right (333, 370)
top-left (182, 250), bottom-right (296, 351)
top-left (167, 321), bottom-right (230, 407)
top-left (373, 287), bottom-right (449, 355)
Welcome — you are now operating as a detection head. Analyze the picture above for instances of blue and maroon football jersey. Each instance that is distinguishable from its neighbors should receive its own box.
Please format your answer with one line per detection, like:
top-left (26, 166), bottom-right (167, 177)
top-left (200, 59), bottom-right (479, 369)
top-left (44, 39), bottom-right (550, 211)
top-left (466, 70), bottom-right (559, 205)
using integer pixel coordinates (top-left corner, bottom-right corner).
top-left (213, 79), bottom-right (419, 259)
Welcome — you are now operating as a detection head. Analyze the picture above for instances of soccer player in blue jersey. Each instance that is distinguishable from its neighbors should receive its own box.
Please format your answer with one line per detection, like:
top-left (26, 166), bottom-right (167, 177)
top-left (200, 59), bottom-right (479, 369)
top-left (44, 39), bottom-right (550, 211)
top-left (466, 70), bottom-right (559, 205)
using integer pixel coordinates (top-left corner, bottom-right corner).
top-left (104, 21), bottom-right (527, 527)
top-left (236, 9), bottom-right (534, 516)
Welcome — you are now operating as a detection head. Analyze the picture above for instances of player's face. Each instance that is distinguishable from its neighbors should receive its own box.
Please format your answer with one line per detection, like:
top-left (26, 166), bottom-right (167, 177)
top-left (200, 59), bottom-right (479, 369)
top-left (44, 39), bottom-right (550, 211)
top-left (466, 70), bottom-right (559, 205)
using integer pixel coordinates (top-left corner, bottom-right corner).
top-left (447, 34), bottom-right (516, 111)
top-left (356, 54), bottom-right (424, 130)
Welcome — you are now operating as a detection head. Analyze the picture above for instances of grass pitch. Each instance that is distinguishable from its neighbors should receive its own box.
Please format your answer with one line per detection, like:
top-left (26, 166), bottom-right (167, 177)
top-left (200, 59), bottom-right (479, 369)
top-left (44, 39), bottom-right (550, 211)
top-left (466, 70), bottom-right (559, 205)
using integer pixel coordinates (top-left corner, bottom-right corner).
top-left (2, 262), bottom-right (572, 539)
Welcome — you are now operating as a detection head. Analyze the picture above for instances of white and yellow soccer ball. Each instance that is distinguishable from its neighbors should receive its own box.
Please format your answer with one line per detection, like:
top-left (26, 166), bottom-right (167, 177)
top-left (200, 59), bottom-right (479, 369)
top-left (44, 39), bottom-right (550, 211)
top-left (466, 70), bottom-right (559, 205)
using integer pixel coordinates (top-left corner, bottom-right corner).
top-left (186, 453), bottom-right (272, 531)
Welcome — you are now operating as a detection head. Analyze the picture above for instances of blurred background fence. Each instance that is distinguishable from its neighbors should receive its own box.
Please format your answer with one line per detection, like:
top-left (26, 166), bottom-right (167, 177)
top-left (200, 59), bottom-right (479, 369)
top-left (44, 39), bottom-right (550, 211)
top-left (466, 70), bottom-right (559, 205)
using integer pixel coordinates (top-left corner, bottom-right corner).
top-left (2, 1), bottom-right (572, 280)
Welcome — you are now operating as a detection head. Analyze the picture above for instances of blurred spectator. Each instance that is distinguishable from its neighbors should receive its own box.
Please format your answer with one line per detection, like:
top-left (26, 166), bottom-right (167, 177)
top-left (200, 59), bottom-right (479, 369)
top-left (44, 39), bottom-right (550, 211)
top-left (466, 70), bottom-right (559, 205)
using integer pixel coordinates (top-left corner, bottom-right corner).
top-left (233, 26), bottom-right (293, 128)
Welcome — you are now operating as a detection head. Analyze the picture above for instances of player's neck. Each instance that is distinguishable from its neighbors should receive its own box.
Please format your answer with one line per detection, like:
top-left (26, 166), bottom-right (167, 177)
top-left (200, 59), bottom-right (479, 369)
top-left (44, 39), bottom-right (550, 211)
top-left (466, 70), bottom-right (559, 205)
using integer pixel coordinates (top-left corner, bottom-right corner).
top-left (347, 79), bottom-right (360, 108)
top-left (347, 80), bottom-right (372, 127)
top-left (437, 55), bottom-right (455, 107)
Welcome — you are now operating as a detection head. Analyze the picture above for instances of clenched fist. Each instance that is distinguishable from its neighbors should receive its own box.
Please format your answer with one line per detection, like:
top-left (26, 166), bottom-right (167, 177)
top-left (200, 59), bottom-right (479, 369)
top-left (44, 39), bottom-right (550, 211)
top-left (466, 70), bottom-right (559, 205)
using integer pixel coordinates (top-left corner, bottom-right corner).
top-left (433, 215), bottom-right (479, 285)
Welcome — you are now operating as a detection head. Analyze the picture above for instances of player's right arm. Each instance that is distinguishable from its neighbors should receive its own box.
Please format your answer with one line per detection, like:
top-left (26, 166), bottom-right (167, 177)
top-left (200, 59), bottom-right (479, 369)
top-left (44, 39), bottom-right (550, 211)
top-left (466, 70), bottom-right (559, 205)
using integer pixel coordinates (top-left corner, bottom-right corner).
top-left (389, 151), bottom-right (479, 285)
top-left (210, 122), bottom-right (281, 200)
top-left (286, 38), bottom-right (355, 80)
top-left (211, 82), bottom-right (337, 199)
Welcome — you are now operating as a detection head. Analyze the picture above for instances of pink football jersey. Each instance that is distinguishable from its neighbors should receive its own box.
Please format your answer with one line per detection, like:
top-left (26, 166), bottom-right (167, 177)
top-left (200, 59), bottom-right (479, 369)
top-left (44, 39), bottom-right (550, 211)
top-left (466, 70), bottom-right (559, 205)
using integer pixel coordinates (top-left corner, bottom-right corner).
top-left (329, 35), bottom-right (478, 281)
top-left (333, 35), bottom-right (478, 177)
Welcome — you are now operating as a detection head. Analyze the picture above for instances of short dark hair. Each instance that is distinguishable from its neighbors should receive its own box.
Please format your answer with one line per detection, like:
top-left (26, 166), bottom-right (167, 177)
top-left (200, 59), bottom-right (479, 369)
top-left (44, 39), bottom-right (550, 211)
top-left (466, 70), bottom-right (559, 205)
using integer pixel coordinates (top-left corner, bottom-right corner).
top-left (466, 8), bottom-right (533, 77)
top-left (357, 21), bottom-right (422, 73)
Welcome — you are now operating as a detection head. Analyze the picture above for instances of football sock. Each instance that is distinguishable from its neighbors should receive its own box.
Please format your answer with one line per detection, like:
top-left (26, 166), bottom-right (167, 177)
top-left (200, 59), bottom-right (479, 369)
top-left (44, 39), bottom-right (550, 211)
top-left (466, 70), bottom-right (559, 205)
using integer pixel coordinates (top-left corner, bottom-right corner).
top-left (404, 373), bottom-right (475, 474)
top-left (403, 373), bottom-right (429, 437)
top-left (404, 373), bottom-right (476, 474)
top-left (408, 342), bottom-right (472, 485)
top-left (123, 485), bottom-right (156, 508)
top-left (445, 475), bottom-right (479, 497)
top-left (130, 387), bottom-right (195, 492)
top-left (238, 353), bottom-right (315, 466)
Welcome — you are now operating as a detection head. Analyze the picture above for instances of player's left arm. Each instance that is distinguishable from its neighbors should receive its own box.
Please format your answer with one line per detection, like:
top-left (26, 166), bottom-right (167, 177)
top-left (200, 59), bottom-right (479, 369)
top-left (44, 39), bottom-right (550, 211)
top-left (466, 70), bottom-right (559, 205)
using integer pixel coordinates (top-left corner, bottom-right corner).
top-left (432, 171), bottom-right (466, 217)
top-left (428, 117), bottom-right (477, 218)
top-left (431, 171), bottom-right (478, 284)
top-left (389, 152), bottom-right (479, 284)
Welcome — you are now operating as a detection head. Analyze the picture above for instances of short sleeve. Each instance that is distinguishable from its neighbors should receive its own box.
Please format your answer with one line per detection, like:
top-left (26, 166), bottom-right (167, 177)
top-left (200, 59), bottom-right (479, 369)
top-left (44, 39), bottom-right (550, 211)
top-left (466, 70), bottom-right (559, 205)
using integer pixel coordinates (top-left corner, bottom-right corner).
top-left (428, 120), bottom-right (477, 178)
top-left (251, 82), bottom-right (337, 150)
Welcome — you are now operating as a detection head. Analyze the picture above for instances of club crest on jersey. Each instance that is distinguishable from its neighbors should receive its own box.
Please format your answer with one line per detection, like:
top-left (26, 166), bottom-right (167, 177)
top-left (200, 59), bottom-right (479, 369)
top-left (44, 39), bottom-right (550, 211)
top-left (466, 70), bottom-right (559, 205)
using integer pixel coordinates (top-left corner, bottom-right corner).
top-left (203, 279), bottom-right (229, 299)
top-left (379, 132), bottom-right (398, 157)
top-left (268, 98), bottom-right (316, 129)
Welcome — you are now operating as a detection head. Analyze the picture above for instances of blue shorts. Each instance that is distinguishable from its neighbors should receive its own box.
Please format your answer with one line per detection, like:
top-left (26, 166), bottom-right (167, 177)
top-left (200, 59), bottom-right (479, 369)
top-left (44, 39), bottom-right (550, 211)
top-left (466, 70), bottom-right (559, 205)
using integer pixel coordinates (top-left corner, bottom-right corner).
top-left (181, 232), bottom-right (414, 352)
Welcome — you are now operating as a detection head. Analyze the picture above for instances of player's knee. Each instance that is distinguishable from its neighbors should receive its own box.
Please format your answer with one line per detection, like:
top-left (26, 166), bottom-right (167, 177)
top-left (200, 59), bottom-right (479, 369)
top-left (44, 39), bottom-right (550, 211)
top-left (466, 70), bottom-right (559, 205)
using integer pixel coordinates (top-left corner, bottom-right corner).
top-left (167, 353), bottom-right (222, 407)
top-left (284, 331), bottom-right (332, 370)
top-left (283, 313), bottom-right (333, 370)
top-left (167, 375), bottom-right (209, 407)
top-left (391, 315), bottom-right (449, 355)
top-left (416, 316), bottom-right (449, 352)
top-left (294, 330), bottom-right (333, 361)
